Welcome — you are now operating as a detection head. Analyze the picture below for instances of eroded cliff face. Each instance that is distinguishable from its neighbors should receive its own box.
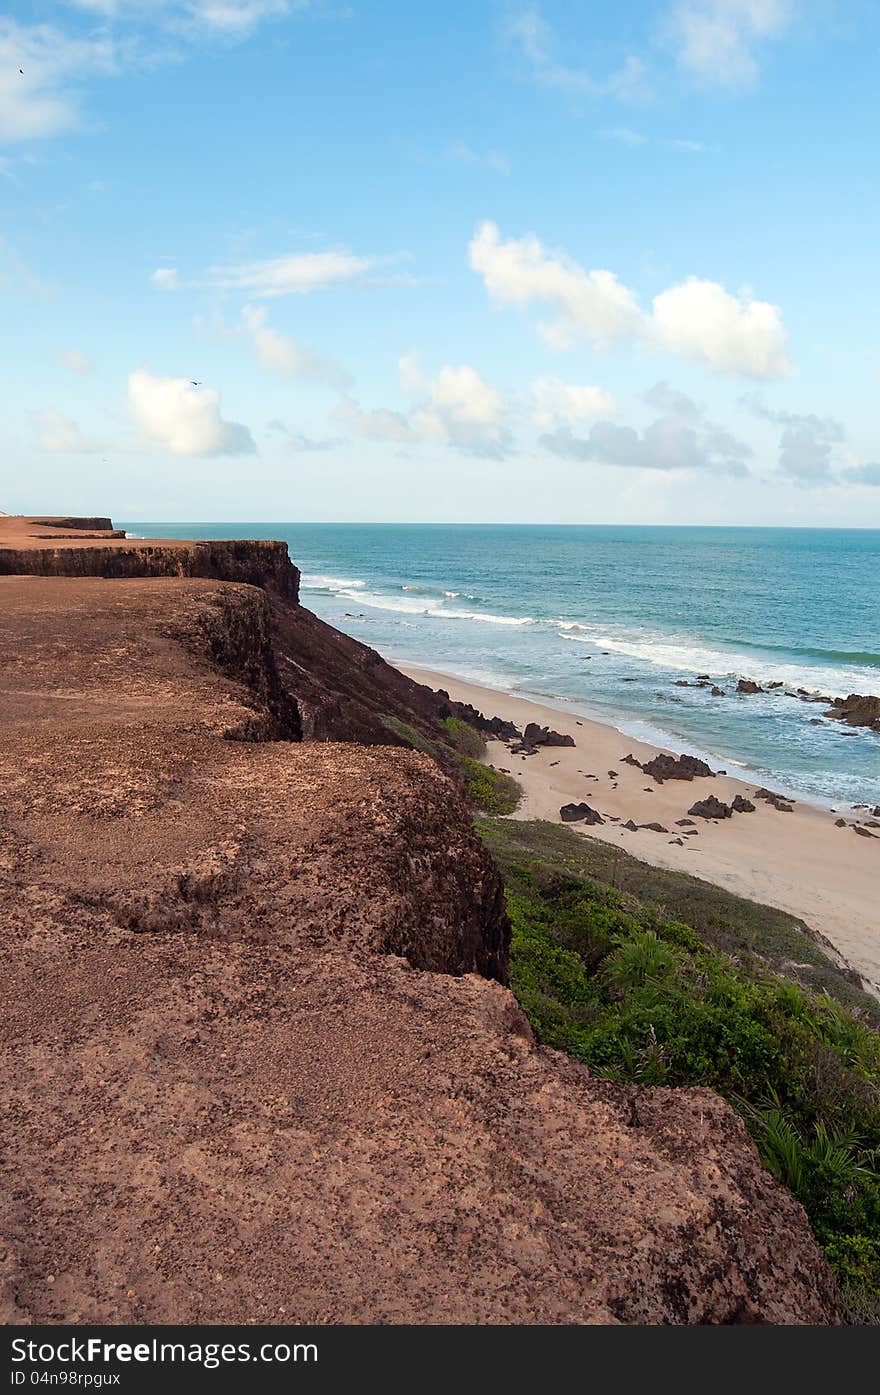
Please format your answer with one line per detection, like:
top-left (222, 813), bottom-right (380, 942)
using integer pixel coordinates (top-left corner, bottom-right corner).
top-left (0, 515), bottom-right (475, 745)
top-left (0, 520), bottom-right (842, 1325)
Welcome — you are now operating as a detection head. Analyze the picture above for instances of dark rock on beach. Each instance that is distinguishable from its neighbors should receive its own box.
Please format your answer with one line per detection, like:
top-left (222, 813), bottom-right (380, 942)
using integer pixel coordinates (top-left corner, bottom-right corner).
top-left (688, 795), bottom-right (733, 820)
top-left (641, 752), bottom-right (714, 784)
top-left (731, 795), bottom-right (756, 813)
top-left (559, 802), bottom-right (605, 825)
top-left (523, 722), bottom-right (575, 748)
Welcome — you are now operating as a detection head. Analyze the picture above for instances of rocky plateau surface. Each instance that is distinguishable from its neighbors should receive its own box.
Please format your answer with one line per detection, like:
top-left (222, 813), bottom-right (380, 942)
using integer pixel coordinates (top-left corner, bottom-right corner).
top-left (0, 517), bottom-right (841, 1324)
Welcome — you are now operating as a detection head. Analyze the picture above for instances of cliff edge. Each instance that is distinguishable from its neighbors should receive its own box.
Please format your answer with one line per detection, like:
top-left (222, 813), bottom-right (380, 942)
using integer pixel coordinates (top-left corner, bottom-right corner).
top-left (0, 518), bottom-right (841, 1324)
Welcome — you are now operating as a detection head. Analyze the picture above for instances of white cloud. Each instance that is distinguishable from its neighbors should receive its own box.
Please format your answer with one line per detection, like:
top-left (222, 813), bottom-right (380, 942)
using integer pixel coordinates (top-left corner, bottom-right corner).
top-left (648, 276), bottom-right (790, 377)
top-left (0, 20), bottom-right (118, 144)
top-left (531, 377), bottom-right (617, 428)
top-left (469, 220), bottom-right (642, 350)
top-left (30, 407), bottom-right (99, 453)
top-left (181, 2), bottom-right (300, 35)
top-left (206, 249), bottom-right (375, 297)
top-left (64, 1), bottom-right (304, 37)
top-left (470, 220), bottom-right (790, 378)
top-left (3, 6), bottom-right (310, 147)
top-left (669, 0), bottom-right (791, 87)
top-left (334, 396), bottom-right (414, 443)
top-left (128, 369), bottom-right (255, 456)
top-left (412, 364), bottom-right (507, 455)
top-left (507, 5), bottom-right (646, 100)
top-left (241, 303), bottom-right (351, 387)
top-left (150, 267), bottom-right (181, 290)
top-left (63, 350), bottom-right (94, 375)
top-left (340, 357), bottom-right (509, 456)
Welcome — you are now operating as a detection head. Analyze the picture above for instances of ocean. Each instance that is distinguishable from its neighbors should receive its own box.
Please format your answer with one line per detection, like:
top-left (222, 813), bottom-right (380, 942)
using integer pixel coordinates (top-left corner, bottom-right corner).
top-left (125, 523), bottom-right (880, 808)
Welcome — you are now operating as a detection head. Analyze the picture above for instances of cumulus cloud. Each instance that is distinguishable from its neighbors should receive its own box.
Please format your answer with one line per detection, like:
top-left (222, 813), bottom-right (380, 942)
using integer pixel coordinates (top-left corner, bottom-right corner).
top-left (128, 369), bottom-right (255, 456)
top-left (531, 377), bottom-right (617, 428)
top-left (669, 0), bottom-right (790, 87)
top-left (470, 220), bottom-right (790, 378)
top-left (339, 357), bottom-right (510, 456)
top-left (150, 267), bottom-right (180, 290)
top-left (541, 381), bottom-right (751, 475)
top-left (412, 364), bottom-right (508, 456)
top-left (469, 220), bottom-right (642, 351)
top-left (649, 276), bottom-right (789, 377)
top-left (241, 304), bottom-right (351, 388)
top-left (63, 350), bottom-right (94, 375)
top-left (30, 407), bottom-right (100, 453)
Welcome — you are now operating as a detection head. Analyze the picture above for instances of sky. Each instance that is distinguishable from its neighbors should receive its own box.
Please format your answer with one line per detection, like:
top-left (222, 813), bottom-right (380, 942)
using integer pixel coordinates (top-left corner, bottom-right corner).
top-left (1, 0), bottom-right (879, 525)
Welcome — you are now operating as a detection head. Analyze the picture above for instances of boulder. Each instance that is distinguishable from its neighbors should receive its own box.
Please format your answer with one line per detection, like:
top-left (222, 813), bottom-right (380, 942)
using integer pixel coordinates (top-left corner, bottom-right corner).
top-left (560, 802), bottom-right (605, 825)
top-left (639, 822), bottom-right (669, 833)
top-left (731, 795), bottom-right (756, 813)
top-left (641, 752), bottom-right (715, 784)
top-left (688, 795), bottom-right (733, 820)
top-left (823, 694), bottom-right (880, 733)
top-left (737, 679), bottom-right (763, 695)
top-left (523, 722), bottom-right (576, 748)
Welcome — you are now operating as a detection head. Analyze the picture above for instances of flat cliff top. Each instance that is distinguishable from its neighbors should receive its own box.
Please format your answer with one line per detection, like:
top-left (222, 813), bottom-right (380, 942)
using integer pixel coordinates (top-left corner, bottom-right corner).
top-left (0, 514), bottom-right (276, 553)
top-left (0, 554), bottom-right (840, 1324)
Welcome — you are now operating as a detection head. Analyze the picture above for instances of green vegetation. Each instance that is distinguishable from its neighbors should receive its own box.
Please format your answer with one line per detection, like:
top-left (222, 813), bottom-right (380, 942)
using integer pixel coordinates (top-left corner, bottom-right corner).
top-left (455, 754), bottom-right (521, 814)
top-left (440, 714), bottom-right (487, 758)
top-left (381, 714), bottom-right (521, 815)
top-left (478, 816), bottom-right (880, 1314)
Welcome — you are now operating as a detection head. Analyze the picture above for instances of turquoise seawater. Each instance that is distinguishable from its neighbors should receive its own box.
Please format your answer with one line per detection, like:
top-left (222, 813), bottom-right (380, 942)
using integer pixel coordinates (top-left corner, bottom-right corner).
top-left (126, 523), bottom-right (880, 808)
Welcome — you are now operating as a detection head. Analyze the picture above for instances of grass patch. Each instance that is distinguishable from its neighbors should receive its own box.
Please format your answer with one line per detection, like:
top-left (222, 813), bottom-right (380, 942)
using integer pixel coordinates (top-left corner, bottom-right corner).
top-left (477, 815), bottom-right (880, 1314)
top-left (479, 818), bottom-right (878, 1020)
top-left (440, 715), bottom-right (487, 758)
top-left (381, 713), bottom-right (521, 815)
top-left (454, 754), bottom-right (521, 814)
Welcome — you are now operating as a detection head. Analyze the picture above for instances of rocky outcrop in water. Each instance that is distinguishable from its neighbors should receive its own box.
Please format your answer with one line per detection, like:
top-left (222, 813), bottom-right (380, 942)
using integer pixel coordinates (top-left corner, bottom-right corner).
top-left (824, 693), bottom-right (880, 733)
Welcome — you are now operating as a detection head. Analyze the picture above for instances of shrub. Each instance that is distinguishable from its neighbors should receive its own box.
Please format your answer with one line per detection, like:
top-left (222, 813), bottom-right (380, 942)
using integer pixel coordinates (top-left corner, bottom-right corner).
top-left (440, 716), bottom-right (486, 758)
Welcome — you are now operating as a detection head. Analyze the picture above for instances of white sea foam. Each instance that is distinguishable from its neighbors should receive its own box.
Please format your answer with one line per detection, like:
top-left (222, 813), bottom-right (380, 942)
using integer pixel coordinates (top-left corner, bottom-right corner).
top-left (337, 588), bottom-right (532, 625)
top-left (301, 574), bottom-right (366, 590)
top-left (557, 628), bottom-right (874, 699)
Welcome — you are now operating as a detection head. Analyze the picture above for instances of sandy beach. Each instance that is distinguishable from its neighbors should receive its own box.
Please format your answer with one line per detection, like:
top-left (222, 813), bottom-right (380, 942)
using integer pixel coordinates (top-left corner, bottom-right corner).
top-left (401, 664), bottom-right (880, 994)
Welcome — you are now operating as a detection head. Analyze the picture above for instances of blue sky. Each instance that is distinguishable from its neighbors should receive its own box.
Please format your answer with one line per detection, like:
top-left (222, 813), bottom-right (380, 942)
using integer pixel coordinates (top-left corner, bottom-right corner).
top-left (2, 0), bottom-right (879, 523)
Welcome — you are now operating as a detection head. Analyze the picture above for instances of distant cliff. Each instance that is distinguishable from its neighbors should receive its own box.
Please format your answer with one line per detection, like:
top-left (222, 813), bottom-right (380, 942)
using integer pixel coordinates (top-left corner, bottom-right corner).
top-left (0, 516), bottom-right (841, 1325)
top-left (0, 515), bottom-right (494, 746)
